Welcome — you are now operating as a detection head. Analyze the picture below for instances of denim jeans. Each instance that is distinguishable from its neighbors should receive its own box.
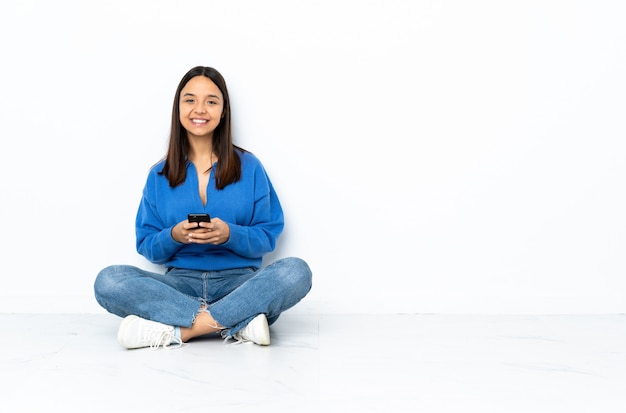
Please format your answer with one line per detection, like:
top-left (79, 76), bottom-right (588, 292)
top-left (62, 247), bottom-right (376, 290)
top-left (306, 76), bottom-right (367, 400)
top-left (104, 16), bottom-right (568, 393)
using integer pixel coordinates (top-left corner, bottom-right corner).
top-left (94, 257), bottom-right (312, 336)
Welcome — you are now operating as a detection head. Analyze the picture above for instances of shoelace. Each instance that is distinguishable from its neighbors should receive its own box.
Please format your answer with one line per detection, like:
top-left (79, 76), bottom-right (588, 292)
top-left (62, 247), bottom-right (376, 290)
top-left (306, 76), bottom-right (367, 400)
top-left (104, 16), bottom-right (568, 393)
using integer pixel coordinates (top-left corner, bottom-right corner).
top-left (144, 328), bottom-right (182, 350)
top-left (220, 329), bottom-right (249, 346)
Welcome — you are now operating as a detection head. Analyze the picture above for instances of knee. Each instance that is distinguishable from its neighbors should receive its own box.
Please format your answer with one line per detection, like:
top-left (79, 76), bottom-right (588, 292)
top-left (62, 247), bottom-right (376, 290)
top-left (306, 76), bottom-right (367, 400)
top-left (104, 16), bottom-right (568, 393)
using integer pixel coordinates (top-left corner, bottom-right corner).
top-left (93, 265), bottom-right (127, 298)
top-left (280, 257), bottom-right (312, 293)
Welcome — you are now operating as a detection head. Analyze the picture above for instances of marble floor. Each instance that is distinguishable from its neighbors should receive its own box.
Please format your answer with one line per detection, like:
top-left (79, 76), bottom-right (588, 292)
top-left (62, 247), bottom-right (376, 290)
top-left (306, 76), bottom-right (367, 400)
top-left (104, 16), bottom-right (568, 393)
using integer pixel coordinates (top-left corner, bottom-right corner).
top-left (2, 312), bottom-right (626, 412)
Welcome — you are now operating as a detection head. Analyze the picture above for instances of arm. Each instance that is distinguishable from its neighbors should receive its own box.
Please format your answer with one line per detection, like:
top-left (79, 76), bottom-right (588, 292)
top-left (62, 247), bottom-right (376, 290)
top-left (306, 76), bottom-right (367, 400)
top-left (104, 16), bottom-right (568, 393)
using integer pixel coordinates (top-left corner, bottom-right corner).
top-left (135, 174), bottom-right (184, 265)
top-left (221, 172), bottom-right (284, 258)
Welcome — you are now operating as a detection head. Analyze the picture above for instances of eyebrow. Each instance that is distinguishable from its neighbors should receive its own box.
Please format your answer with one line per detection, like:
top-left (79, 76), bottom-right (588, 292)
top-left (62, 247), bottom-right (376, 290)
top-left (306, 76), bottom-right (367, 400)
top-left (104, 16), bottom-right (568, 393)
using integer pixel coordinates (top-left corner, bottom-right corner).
top-left (182, 92), bottom-right (221, 100)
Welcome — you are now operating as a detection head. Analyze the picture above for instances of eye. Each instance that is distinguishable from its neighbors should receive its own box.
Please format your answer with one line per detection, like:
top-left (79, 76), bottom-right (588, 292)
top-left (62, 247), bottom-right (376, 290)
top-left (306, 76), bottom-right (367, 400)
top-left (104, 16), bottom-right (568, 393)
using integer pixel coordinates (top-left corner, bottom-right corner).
top-left (208, 100), bottom-right (217, 105)
top-left (184, 99), bottom-right (194, 104)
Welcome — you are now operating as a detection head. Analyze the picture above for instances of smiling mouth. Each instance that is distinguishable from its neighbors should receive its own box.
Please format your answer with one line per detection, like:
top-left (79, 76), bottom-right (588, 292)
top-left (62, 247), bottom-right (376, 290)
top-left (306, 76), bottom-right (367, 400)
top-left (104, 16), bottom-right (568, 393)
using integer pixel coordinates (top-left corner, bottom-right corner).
top-left (191, 119), bottom-right (208, 125)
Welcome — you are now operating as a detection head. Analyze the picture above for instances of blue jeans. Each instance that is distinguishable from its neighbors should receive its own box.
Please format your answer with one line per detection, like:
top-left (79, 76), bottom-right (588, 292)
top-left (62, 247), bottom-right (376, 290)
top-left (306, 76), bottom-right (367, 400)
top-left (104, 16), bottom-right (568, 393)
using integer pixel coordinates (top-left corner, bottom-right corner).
top-left (94, 257), bottom-right (312, 336)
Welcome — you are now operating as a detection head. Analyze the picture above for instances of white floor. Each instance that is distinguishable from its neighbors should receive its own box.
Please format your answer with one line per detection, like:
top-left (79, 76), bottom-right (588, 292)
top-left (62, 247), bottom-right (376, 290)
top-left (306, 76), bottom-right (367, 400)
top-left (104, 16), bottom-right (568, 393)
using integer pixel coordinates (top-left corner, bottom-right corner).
top-left (3, 313), bottom-right (626, 412)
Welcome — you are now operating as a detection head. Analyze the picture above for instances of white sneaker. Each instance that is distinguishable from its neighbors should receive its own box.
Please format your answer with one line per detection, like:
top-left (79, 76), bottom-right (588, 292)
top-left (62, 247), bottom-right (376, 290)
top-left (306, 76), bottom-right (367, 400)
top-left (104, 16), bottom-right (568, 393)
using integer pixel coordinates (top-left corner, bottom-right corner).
top-left (117, 315), bottom-right (182, 350)
top-left (232, 314), bottom-right (270, 346)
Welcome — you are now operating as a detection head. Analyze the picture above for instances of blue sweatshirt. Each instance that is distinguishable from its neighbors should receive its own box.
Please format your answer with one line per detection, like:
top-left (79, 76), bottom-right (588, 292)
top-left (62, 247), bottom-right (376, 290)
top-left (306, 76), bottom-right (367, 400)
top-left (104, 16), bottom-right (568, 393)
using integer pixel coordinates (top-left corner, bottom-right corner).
top-left (135, 150), bottom-right (284, 271)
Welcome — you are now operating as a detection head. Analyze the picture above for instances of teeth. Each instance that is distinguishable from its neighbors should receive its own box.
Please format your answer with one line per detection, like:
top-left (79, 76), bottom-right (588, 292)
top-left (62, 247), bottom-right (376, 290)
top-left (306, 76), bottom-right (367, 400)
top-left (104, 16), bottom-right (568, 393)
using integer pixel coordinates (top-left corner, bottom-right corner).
top-left (192, 119), bottom-right (207, 124)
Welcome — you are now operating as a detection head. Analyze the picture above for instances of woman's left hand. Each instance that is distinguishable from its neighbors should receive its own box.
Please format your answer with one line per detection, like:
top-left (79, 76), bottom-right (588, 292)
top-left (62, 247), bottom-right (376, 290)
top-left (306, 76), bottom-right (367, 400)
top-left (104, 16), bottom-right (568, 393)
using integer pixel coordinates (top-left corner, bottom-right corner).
top-left (187, 217), bottom-right (230, 245)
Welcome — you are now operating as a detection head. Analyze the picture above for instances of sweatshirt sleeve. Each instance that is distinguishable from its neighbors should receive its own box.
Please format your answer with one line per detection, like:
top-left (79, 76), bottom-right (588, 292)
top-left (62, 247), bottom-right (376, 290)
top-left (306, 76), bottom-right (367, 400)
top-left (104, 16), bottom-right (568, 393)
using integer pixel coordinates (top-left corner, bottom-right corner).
top-left (135, 173), bottom-right (183, 265)
top-left (221, 161), bottom-right (284, 258)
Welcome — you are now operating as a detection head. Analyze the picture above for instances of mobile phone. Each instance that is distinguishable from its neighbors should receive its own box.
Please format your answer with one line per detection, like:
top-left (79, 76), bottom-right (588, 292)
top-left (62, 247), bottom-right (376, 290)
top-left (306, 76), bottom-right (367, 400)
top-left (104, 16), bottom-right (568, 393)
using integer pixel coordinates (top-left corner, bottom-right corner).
top-left (188, 213), bottom-right (211, 228)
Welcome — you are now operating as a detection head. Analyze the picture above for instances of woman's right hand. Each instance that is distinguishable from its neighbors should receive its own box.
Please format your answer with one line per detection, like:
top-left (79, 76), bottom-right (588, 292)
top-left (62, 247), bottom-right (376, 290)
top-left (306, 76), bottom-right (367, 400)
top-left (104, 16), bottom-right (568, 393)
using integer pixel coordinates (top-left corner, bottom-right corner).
top-left (171, 219), bottom-right (210, 244)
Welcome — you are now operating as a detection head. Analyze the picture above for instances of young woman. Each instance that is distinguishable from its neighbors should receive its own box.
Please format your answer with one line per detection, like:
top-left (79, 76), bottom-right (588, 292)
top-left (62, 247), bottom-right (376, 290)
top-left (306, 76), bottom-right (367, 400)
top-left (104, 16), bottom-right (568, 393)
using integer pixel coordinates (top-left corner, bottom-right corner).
top-left (94, 66), bottom-right (312, 349)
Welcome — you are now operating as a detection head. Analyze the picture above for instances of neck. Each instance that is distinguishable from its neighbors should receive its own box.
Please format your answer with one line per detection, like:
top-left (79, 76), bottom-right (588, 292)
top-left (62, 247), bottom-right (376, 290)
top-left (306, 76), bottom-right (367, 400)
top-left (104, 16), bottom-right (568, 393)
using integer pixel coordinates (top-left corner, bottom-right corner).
top-left (187, 134), bottom-right (213, 159)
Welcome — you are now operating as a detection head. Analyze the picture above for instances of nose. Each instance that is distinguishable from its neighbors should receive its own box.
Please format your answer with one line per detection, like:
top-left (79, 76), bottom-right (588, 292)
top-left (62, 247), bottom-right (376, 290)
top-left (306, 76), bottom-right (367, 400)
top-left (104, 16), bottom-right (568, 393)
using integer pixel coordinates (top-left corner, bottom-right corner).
top-left (193, 102), bottom-right (207, 114)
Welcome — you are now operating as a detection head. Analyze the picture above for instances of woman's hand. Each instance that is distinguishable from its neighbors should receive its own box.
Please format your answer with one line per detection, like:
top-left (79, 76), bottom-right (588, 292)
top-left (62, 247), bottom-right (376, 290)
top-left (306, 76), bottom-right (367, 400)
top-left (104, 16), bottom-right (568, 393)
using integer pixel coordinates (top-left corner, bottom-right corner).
top-left (172, 217), bottom-right (230, 245)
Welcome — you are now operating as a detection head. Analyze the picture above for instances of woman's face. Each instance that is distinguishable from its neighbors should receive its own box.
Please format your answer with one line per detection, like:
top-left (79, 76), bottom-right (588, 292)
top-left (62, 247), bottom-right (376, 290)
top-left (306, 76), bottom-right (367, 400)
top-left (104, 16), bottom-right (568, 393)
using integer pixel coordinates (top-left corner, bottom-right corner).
top-left (179, 75), bottom-right (224, 139)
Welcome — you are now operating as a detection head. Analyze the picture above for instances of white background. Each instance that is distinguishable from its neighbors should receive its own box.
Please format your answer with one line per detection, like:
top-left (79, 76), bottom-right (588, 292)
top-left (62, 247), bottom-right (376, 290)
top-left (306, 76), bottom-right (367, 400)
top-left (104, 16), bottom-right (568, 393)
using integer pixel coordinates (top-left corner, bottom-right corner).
top-left (1, 0), bottom-right (624, 314)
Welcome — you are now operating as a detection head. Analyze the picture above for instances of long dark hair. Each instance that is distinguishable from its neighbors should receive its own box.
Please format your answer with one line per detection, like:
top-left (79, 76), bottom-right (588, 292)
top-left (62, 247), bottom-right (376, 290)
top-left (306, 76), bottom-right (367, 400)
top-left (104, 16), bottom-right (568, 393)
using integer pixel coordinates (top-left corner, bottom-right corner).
top-left (160, 66), bottom-right (242, 189)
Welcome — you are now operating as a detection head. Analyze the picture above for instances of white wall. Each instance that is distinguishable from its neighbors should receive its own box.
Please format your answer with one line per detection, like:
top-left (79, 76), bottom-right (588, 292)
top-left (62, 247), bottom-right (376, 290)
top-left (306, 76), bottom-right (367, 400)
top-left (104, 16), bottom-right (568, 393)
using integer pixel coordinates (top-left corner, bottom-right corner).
top-left (1, 0), bottom-right (625, 314)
